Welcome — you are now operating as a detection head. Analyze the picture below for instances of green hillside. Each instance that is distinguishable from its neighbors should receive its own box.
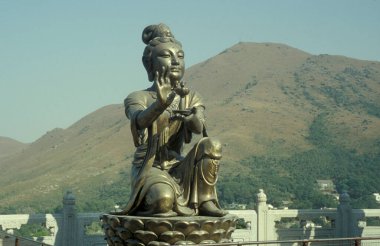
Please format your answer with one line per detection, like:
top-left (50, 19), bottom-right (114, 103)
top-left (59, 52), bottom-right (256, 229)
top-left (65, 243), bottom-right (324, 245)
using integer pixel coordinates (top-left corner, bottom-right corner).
top-left (0, 42), bottom-right (379, 213)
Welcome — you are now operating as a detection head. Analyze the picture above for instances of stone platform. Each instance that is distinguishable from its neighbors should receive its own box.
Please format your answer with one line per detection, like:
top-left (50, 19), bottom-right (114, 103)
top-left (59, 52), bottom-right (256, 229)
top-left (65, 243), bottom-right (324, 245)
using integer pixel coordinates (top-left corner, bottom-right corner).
top-left (100, 214), bottom-right (238, 246)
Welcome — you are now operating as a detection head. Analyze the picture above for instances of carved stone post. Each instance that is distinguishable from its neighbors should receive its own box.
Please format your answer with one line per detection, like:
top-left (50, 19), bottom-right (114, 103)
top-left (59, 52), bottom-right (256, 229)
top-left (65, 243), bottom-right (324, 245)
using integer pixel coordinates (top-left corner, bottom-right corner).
top-left (62, 190), bottom-right (77, 246)
top-left (256, 189), bottom-right (269, 242)
top-left (336, 191), bottom-right (352, 237)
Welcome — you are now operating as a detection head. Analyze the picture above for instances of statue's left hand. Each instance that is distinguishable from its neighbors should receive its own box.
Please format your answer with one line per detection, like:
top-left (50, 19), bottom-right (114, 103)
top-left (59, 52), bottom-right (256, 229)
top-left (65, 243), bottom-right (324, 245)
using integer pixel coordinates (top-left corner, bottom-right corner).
top-left (170, 113), bottom-right (186, 122)
top-left (169, 108), bottom-right (195, 122)
top-left (170, 108), bottom-right (204, 134)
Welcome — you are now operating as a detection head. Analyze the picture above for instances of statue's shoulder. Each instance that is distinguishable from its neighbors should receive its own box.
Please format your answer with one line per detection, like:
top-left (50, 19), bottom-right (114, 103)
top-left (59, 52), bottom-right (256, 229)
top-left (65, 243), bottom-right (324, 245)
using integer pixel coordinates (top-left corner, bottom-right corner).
top-left (127, 89), bottom-right (153, 99)
top-left (125, 89), bottom-right (155, 107)
top-left (187, 90), bottom-right (204, 107)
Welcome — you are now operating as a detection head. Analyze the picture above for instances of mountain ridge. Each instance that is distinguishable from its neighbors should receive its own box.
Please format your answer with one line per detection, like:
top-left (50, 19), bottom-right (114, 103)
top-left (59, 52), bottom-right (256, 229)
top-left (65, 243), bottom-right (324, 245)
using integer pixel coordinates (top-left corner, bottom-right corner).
top-left (0, 137), bottom-right (28, 159)
top-left (1, 42), bottom-right (379, 213)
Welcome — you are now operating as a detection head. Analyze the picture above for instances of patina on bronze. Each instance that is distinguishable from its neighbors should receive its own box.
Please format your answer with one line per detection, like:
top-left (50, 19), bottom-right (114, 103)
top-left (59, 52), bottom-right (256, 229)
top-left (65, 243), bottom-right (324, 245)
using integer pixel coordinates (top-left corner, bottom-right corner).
top-left (115, 23), bottom-right (227, 218)
top-left (102, 24), bottom-right (235, 245)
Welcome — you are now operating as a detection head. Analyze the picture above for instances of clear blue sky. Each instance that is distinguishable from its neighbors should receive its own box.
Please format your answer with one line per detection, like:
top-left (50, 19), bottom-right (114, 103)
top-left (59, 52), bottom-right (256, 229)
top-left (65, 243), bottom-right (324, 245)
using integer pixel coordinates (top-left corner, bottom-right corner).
top-left (1, 0), bottom-right (380, 143)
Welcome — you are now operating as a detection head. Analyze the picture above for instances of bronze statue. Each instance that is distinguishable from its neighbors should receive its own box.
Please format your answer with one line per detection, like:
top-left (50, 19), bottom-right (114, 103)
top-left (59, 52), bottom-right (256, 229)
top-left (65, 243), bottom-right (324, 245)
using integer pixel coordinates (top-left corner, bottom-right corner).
top-left (117, 23), bottom-right (227, 217)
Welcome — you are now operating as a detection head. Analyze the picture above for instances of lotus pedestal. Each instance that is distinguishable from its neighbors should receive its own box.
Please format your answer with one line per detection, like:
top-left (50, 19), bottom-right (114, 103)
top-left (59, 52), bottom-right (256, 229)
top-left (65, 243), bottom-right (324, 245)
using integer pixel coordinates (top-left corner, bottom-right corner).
top-left (100, 214), bottom-right (238, 246)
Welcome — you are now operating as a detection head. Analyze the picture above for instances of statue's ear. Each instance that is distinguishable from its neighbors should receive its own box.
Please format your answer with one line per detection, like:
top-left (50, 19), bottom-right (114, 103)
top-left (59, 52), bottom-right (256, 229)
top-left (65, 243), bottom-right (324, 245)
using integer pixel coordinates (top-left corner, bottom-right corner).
top-left (142, 56), bottom-right (154, 82)
top-left (147, 70), bottom-right (154, 82)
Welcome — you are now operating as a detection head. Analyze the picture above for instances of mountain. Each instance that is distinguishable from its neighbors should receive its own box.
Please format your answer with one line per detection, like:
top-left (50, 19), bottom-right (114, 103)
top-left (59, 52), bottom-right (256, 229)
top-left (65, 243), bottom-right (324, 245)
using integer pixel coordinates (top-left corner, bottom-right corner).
top-left (0, 137), bottom-right (28, 158)
top-left (0, 105), bottom-right (132, 213)
top-left (0, 42), bottom-right (379, 213)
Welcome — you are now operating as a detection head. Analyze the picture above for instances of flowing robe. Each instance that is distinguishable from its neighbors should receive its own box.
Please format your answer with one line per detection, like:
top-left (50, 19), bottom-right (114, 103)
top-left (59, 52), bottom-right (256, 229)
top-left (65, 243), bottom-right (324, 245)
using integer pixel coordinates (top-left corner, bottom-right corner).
top-left (120, 88), bottom-right (218, 215)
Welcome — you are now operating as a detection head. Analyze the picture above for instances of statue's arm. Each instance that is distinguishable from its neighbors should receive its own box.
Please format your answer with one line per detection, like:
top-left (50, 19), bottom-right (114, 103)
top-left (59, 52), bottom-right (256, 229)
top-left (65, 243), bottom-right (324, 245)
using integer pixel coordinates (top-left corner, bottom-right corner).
top-left (124, 93), bottom-right (166, 130)
top-left (135, 101), bottom-right (167, 130)
top-left (127, 68), bottom-right (175, 130)
top-left (182, 90), bottom-right (206, 134)
top-left (184, 106), bottom-right (205, 134)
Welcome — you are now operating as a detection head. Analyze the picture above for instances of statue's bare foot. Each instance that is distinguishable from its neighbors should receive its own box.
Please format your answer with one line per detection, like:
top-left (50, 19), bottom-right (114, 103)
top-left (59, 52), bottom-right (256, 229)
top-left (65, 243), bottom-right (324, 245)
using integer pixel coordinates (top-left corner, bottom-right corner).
top-left (152, 210), bottom-right (178, 217)
top-left (199, 201), bottom-right (228, 217)
top-left (135, 209), bottom-right (177, 217)
top-left (175, 205), bottom-right (196, 216)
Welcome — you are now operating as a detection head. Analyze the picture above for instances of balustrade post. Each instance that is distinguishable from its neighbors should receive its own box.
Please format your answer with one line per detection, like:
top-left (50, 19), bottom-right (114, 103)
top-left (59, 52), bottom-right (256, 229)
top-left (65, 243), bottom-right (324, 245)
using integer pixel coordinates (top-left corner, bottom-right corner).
top-left (62, 190), bottom-right (77, 246)
top-left (256, 189), bottom-right (269, 242)
top-left (336, 191), bottom-right (352, 237)
top-left (354, 239), bottom-right (361, 246)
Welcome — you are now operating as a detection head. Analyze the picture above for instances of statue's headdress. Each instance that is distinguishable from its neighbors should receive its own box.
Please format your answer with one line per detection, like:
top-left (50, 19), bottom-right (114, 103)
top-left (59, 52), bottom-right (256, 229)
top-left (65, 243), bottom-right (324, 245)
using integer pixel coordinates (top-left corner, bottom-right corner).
top-left (142, 23), bottom-right (174, 44)
top-left (142, 24), bottom-right (182, 81)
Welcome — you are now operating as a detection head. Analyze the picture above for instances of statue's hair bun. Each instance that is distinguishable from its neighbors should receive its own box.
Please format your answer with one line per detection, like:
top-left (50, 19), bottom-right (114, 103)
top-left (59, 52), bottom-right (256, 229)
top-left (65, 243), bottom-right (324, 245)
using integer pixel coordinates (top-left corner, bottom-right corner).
top-left (142, 23), bottom-right (174, 44)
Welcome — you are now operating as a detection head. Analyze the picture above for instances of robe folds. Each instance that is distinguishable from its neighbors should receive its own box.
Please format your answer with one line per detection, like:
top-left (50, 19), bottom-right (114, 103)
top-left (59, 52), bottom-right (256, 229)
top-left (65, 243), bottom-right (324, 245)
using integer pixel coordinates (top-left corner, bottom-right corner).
top-left (116, 88), bottom-right (220, 215)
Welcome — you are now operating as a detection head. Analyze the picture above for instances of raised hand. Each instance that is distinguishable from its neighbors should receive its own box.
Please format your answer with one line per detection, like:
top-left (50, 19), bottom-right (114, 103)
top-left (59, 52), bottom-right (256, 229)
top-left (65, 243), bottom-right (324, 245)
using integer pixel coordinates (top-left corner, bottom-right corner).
top-left (154, 66), bottom-right (176, 108)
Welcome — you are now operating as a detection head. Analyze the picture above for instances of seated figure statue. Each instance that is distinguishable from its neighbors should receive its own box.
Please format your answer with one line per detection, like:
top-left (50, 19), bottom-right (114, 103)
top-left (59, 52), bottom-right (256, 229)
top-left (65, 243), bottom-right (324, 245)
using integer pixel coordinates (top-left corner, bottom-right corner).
top-left (116, 24), bottom-right (227, 217)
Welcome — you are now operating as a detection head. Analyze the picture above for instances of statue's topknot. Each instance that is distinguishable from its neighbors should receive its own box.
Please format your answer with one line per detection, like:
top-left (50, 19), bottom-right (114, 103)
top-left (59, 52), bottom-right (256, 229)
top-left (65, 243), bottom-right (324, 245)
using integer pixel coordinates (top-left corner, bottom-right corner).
top-left (142, 23), bottom-right (174, 45)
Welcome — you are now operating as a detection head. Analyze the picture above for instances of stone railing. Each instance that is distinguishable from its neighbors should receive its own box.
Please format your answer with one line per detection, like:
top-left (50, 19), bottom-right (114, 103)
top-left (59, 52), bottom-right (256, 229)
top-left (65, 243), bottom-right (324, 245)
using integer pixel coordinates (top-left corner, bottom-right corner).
top-left (0, 190), bottom-right (379, 245)
top-left (0, 213), bottom-right (60, 245)
top-left (252, 189), bottom-right (380, 242)
top-left (0, 191), bottom-right (104, 246)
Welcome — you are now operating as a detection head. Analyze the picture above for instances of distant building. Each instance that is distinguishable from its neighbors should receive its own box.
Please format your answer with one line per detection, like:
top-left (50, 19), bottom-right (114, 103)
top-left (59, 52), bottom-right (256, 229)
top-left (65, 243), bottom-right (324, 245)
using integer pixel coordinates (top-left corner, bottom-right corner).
top-left (373, 193), bottom-right (380, 203)
top-left (317, 179), bottom-right (334, 190)
top-left (226, 203), bottom-right (247, 210)
top-left (317, 179), bottom-right (337, 192)
top-left (316, 179), bottom-right (339, 200)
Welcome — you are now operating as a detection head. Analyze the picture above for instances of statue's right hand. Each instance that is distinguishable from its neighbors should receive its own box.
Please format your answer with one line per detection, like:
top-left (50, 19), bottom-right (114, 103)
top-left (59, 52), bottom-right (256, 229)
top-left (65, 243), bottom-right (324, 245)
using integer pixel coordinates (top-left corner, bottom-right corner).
top-left (154, 66), bottom-right (176, 108)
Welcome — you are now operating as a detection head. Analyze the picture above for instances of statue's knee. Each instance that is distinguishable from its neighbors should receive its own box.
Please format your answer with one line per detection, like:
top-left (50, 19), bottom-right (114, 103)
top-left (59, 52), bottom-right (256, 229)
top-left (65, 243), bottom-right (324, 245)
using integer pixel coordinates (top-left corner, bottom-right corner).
top-left (197, 137), bottom-right (222, 161)
top-left (200, 157), bottom-right (220, 184)
top-left (144, 183), bottom-right (174, 213)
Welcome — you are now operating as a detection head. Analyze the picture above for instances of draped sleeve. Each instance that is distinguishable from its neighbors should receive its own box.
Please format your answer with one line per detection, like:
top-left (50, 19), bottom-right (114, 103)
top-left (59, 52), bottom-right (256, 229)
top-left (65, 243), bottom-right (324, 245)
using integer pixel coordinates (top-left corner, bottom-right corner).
top-left (186, 90), bottom-right (205, 110)
top-left (124, 91), bottom-right (149, 147)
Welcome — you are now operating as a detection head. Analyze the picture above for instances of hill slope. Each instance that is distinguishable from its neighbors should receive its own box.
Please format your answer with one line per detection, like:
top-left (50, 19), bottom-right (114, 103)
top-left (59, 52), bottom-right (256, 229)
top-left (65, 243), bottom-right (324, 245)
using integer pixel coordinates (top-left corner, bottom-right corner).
top-left (0, 42), bottom-right (379, 213)
top-left (0, 137), bottom-right (28, 158)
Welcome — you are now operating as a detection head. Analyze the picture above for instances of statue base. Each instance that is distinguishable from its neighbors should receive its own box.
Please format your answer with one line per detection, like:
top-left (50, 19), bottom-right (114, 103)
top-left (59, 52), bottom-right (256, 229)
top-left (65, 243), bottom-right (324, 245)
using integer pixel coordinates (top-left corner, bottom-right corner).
top-left (100, 214), bottom-right (238, 246)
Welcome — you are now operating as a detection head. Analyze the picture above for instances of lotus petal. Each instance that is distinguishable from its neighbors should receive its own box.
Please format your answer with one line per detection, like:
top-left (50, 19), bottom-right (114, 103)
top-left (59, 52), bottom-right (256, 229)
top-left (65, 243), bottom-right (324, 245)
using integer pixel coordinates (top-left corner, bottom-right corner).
top-left (220, 218), bottom-right (232, 231)
top-left (111, 236), bottom-right (123, 246)
top-left (210, 229), bottom-right (226, 243)
top-left (173, 221), bottom-right (200, 236)
top-left (109, 216), bottom-right (121, 229)
top-left (106, 227), bottom-right (115, 237)
top-left (145, 219), bottom-right (172, 235)
top-left (201, 220), bottom-right (218, 234)
top-left (226, 227), bottom-right (235, 238)
top-left (174, 241), bottom-right (195, 245)
top-left (148, 241), bottom-right (171, 246)
top-left (116, 227), bottom-right (132, 240)
top-left (124, 218), bottom-right (144, 233)
top-left (200, 240), bottom-right (216, 244)
top-left (134, 230), bottom-right (158, 245)
top-left (126, 239), bottom-right (145, 246)
top-left (106, 238), bottom-right (114, 246)
top-left (220, 238), bottom-right (232, 243)
top-left (186, 230), bottom-right (209, 244)
top-left (159, 231), bottom-right (185, 245)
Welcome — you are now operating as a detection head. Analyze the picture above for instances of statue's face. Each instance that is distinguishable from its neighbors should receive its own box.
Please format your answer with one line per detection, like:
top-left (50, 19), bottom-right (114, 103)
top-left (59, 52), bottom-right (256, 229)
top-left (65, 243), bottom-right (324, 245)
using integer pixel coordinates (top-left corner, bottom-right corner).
top-left (151, 42), bottom-right (185, 87)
